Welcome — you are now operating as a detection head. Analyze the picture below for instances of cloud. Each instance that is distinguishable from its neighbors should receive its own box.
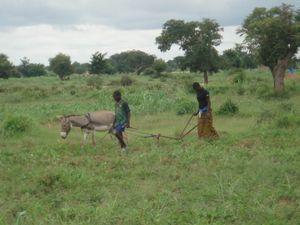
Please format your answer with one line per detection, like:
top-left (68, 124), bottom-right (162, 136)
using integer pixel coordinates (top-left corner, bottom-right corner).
top-left (0, 24), bottom-right (242, 65)
top-left (1, 0), bottom-right (299, 29)
top-left (0, 0), bottom-right (298, 64)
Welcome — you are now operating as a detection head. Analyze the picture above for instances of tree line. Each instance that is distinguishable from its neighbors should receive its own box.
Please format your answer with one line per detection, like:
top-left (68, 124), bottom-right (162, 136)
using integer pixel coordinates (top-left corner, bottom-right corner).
top-left (1, 3), bottom-right (300, 92)
top-left (0, 47), bottom-right (257, 79)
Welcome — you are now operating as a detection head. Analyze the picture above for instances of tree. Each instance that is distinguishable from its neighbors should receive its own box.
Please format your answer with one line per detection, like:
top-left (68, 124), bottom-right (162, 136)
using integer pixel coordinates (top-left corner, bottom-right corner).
top-left (89, 52), bottom-right (112, 75)
top-left (152, 59), bottom-right (167, 75)
top-left (220, 45), bottom-right (256, 69)
top-left (0, 54), bottom-right (14, 79)
top-left (18, 57), bottom-right (47, 77)
top-left (239, 4), bottom-right (300, 92)
top-left (110, 50), bottom-right (155, 74)
top-left (49, 53), bottom-right (73, 80)
top-left (72, 62), bottom-right (90, 74)
top-left (156, 19), bottom-right (223, 84)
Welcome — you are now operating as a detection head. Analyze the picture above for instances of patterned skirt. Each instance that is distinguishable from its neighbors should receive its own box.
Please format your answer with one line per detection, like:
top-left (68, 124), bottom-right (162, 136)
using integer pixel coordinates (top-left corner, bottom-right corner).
top-left (197, 110), bottom-right (219, 138)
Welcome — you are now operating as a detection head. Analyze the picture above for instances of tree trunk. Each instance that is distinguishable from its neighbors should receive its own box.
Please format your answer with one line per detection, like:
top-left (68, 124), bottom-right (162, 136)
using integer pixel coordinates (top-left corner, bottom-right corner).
top-left (203, 71), bottom-right (208, 84)
top-left (58, 74), bottom-right (64, 80)
top-left (271, 57), bottom-right (289, 93)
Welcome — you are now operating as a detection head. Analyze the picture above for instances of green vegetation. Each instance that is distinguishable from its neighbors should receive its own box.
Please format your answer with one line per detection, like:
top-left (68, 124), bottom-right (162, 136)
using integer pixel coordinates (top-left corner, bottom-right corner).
top-left (49, 53), bottom-right (73, 80)
top-left (1, 115), bottom-right (33, 137)
top-left (86, 76), bottom-right (103, 90)
top-left (0, 54), bottom-right (15, 79)
top-left (239, 3), bottom-right (300, 92)
top-left (217, 99), bottom-right (239, 116)
top-left (156, 19), bottom-right (222, 84)
top-left (1, 69), bottom-right (300, 224)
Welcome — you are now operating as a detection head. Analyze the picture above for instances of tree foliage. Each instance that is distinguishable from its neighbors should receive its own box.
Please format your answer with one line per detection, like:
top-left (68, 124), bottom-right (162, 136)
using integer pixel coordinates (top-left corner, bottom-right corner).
top-left (220, 45), bottom-right (256, 69)
top-left (152, 59), bottom-right (167, 75)
top-left (72, 62), bottom-right (90, 74)
top-left (0, 54), bottom-right (15, 79)
top-left (239, 4), bottom-right (300, 92)
top-left (49, 53), bottom-right (73, 80)
top-left (156, 19), bottom-right (223, 83)
top-left (18, 57), bottom-right (47, 77)
top-left (89, 52), bottom-right (113, 75)
top-left (110, 50), bottom-right (155, 74)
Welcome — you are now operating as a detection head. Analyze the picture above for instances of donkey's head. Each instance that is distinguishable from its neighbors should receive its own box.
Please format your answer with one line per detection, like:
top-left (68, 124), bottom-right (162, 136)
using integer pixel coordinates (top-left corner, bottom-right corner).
top-left (59, 116), bottom-right (72, 139)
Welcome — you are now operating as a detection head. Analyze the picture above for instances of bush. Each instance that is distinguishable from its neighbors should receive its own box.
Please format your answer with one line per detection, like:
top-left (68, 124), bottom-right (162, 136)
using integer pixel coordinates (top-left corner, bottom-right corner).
top-left (143, 68), bottom-right (157, 76)
top-left (109, 79), bottom-right (120, 86)
top-left (256, 84), bottom-right (291, 99)
top-left (120, 75), bottom-right (134, 86)
top-left (2, 115), bottom-right (32, 137)
top-left (232, 70), bottom-right (246, 84)
top-left (217, 100), bottom-right (239, 116)
top-left (236, 85), bottom-right (245, 95)
top-left (275, 115), bottom-right (292, 128)
top-left (176, 100), bottom-right (195, 116)
top-left (86, 76), bottom-right (103, 89)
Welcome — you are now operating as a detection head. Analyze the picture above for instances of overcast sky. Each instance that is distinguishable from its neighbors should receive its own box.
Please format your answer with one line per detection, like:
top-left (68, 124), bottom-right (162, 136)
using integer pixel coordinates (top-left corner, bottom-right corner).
top-left (0, 0), bottom-right (299, 65)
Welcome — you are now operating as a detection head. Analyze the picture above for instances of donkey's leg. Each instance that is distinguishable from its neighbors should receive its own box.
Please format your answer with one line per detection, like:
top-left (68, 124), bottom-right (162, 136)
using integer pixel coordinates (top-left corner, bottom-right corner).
top-left (91, 131), bottom-right (96, 146)
top-left (81, 129), bottom-right (89, 147)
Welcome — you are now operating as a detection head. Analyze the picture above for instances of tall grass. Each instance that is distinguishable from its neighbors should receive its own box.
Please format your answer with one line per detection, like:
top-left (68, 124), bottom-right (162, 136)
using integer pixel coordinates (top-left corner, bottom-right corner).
top-left (1, 71), bottom-right (300, 224)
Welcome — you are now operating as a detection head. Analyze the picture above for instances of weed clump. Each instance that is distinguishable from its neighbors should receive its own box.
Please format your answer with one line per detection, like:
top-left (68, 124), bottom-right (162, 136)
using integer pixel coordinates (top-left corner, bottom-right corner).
top-left (1, 115), bottom-right (32, 137)
top-left (236, 85), bottom-right (245, 95)
top-left (176, 100), bottom-right (195, 115)
top-left (275, 114), bottom-right (300, 128)
top-left (275, 115), bottom-right (293, 128)
top-left (22, 87), bottom-right (48, 99)
top-left (86, 76), bottom-right (103, 89)
top-left (217, 100), bottom-right (239, 116)
top-left (256, 84), bottom-right (291, 99)
top-left (232, 70), bottom-right (246, 84)
top-left (143, 68), bottom-right (157, 76)
top-left (256, 110), bottom-right (276, 125)
top-left (120, 75), bottom-right (134, 86)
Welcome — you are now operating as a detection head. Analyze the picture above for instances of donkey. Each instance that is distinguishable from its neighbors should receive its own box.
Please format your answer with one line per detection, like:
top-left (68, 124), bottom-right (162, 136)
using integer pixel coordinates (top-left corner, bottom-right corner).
top-left (59, 111), bottom-right (115, 146)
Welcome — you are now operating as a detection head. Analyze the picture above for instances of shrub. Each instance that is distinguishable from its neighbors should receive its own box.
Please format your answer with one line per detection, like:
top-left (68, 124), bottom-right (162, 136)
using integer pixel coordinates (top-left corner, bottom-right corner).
top-left (120, 75), bottom-right (134, 86)
top-left (236, 85), bottom-right (245, 95)
top-left (2, 115), bottom-right (32, 137)
top-left (217, 100), bottom-right (239, 116)
top-left (232, 70), bottom-right (246, 84)
top-left (256, 84), bottom-right (273, 99)
top-left (256, 84), bottom-right (291, 99)
top-left (86, 76), bottom-right (103, 89)
top-left (275, 116), bottom-right (291, 128)
top-left (143, 68), bottom-right (157, 76)
top-left (176, 100), bottom-right (195, 116)
top-left (109, 79), bottom-right (120, 86)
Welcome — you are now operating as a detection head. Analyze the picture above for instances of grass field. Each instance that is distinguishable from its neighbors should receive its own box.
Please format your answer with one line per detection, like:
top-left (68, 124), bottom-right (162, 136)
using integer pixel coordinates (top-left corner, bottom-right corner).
top-left (1, 70), bottom-right (300, 224)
